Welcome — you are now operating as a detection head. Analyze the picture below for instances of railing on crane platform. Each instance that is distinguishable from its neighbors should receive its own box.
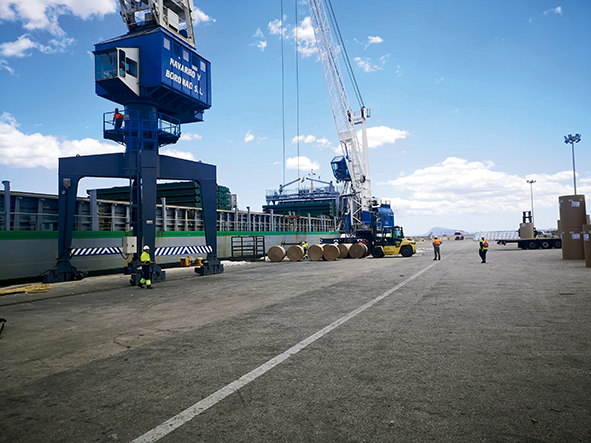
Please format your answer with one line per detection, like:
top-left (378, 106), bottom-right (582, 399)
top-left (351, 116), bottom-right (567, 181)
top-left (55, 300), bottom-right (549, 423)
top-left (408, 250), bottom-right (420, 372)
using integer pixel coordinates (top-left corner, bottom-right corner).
top-left (103, 110), bottom-right (180, 148)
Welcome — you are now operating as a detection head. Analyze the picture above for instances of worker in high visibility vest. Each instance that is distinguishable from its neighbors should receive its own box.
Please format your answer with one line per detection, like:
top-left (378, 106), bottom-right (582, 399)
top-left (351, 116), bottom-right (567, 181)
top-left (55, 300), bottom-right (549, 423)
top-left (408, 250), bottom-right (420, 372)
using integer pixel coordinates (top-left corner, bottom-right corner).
top-left (301, 241), bottom-right (309, 259)
top-left (432, 236), bottom-right (442, 260)
top-left (479, 237), bottom-right (489, 263)
top-left (138, 245), bottom-right (153, 289)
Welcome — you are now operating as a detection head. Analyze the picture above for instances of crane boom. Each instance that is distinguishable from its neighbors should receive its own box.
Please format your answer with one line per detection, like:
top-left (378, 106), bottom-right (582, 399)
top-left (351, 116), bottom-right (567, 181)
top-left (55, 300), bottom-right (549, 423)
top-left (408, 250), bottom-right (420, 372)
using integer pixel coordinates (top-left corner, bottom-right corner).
top-left (307, 0), bottom-right (372, 232)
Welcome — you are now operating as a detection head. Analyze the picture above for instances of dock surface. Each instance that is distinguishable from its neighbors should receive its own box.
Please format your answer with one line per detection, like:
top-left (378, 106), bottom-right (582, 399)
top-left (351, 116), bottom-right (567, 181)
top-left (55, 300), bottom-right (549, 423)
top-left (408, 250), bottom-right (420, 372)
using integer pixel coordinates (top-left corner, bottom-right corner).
top-left (1, 241), bottom-right (590, 442)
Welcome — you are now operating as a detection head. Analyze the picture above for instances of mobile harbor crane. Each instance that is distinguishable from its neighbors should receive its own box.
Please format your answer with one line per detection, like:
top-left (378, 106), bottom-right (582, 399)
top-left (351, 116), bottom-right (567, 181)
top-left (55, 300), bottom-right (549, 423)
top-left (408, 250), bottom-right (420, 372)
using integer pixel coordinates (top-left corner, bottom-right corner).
top-left (307, 0), bottom-right (415, 257)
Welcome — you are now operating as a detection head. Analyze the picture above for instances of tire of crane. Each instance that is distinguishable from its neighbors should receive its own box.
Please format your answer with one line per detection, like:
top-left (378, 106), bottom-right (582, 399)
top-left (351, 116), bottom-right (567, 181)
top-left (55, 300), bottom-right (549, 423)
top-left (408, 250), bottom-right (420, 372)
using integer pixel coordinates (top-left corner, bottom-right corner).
top-left (553, 240), bottom-right (562, 248)
top-left (540, 241), bottom-right (551, 249)
top-left (528, 241), bottom-right (539, 249)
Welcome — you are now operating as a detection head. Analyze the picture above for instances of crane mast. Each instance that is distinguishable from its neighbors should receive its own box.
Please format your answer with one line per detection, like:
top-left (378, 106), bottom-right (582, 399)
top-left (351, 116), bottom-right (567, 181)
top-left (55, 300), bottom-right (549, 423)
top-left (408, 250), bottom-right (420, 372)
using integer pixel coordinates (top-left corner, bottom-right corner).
top-left (307, 0), bottom-right (372, 232)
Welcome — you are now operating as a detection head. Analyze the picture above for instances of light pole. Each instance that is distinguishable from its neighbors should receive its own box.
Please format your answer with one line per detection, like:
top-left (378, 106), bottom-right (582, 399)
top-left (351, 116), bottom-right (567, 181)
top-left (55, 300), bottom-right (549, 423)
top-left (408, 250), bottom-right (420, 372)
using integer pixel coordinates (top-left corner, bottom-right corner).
top-left (526, 179), bottom-right (536, 226)
top-left (564, 133), bottom-right (581, 195)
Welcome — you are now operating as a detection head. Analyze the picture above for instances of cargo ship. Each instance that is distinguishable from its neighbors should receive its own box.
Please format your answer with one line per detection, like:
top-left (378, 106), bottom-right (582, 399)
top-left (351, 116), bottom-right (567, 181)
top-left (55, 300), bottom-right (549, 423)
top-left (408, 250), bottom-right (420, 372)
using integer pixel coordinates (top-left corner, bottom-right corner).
top-left (0, 181), bottom-right (339, 283)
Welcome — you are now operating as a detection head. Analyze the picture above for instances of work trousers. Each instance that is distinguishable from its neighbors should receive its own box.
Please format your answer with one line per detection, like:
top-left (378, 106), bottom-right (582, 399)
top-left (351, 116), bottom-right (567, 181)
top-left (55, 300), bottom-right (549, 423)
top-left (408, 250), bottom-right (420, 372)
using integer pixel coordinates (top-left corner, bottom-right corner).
top-left (433, 245), bottom-right (441, 260)
top-left (479, 249), bottom-right (487, 263)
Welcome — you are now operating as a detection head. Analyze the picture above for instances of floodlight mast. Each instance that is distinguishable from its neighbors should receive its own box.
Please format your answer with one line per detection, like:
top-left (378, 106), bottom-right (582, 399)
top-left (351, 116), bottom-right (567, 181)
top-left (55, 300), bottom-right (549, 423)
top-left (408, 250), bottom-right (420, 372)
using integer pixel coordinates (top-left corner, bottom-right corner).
top-left (119, 0), bottom-right (196, 48)
top-left (564, 133), bottom-right (581, 195)
top-left (307, 0), bottom-right (372, 232)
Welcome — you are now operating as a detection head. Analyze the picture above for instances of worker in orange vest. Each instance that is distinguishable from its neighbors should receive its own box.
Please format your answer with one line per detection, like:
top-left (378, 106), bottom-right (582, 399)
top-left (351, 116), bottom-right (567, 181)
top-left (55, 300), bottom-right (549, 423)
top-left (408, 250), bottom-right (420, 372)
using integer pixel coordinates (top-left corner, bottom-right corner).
top-left (432, 236), bottom-right (442, 260)
top-left (113, 108), bottom-right (124, 129)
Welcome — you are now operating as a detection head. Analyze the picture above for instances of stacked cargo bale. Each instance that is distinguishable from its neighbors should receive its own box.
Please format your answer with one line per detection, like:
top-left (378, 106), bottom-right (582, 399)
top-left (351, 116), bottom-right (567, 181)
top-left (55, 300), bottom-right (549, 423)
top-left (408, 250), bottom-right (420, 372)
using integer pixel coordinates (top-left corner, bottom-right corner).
top-left (93, 182), bottom-right (233, 211)
top-left (558, 195), bottom-right (587, 260)
top-left (583, 224), bottom-right (591, 268)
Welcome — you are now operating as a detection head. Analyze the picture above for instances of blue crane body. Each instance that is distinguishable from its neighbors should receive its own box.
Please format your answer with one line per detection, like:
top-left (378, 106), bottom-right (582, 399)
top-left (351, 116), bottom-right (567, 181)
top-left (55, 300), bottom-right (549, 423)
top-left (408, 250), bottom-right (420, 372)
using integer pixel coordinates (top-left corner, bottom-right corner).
top-left (43, 1), bottom-right (223, 283)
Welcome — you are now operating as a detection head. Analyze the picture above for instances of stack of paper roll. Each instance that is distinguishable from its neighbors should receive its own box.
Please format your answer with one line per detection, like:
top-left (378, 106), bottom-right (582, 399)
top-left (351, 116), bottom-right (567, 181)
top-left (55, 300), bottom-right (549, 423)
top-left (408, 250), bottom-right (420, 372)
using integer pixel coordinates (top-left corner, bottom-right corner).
top-left (286, 245), bottom-right (305, 261)
top-left (308, 244), bottom-right (325, 261)
top-left (349, 242), bottom-right (368, 258)
top-left (323, 244), bottom-right (340, 261)
top-left (338, 243), bottom-right (351, 258)
top-left (267, 245), bottom-right (286, 262)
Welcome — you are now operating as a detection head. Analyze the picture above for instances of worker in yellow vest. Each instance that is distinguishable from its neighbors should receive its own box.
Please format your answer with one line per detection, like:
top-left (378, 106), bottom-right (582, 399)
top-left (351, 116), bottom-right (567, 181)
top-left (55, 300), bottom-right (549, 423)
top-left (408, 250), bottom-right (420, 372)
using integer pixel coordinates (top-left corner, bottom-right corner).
top-left (138, 245), bottom-right (153, 289)
top-left (301, 241), bottom-right (309, 259)
top-left (479, 237), bottom-right (489, 263)
top-left (432, 236), bottom-right (442, 260)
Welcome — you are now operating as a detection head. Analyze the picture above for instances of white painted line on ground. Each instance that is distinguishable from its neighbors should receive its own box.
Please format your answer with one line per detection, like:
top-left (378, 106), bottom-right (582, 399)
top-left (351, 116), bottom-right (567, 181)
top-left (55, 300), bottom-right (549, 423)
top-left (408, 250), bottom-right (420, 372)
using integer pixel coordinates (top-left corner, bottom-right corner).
top-left (130, 245), bottom-right (467, 443)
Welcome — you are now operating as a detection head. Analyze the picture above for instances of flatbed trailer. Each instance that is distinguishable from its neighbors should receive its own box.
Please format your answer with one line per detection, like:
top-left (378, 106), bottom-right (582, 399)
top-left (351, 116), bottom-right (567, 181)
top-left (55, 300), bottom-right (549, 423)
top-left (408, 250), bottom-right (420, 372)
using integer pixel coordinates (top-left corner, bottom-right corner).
top-left (496, 238), bottom-right (562, 250)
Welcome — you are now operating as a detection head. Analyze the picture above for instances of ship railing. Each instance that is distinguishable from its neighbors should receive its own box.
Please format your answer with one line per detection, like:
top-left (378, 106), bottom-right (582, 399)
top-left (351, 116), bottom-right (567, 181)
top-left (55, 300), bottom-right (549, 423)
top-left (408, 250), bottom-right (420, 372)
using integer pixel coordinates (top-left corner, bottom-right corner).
top-left (1, 192), bottom-right (336, 233)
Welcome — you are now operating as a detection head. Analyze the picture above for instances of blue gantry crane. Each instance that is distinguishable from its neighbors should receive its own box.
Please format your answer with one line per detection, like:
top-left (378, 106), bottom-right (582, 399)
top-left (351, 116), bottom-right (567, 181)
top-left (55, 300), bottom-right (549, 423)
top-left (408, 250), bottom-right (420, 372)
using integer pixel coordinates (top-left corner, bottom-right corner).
top-left (43, 0), bottom-right (223, 283)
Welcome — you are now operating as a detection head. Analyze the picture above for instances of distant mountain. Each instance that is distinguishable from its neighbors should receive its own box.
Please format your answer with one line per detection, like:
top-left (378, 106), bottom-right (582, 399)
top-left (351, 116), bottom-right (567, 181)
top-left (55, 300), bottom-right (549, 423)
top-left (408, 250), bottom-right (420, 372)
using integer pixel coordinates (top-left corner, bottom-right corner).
top-left (420, 227), bottom-right (462, 237)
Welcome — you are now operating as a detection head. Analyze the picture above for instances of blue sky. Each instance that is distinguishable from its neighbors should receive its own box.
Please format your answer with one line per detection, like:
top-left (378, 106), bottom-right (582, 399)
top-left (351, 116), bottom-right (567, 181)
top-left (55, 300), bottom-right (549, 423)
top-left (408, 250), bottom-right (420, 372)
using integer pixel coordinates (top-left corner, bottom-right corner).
top-left (0, 0), bottom-right (589, 235)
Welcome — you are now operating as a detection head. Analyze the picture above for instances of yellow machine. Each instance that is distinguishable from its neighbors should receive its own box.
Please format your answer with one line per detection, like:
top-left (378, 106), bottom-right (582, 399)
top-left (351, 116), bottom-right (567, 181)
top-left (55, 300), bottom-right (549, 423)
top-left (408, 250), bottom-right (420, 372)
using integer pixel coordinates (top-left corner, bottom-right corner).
top-left (366, 226), bottom-right (417, 258)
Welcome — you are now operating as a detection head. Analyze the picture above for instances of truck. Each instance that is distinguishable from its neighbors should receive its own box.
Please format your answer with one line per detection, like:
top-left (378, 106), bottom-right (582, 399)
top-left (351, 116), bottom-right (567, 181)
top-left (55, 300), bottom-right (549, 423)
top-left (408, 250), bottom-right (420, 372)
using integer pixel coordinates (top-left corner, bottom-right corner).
top-left (496, 212), bottom-right (562, 250)
top-left (454, 230), bottom-right (464, 240)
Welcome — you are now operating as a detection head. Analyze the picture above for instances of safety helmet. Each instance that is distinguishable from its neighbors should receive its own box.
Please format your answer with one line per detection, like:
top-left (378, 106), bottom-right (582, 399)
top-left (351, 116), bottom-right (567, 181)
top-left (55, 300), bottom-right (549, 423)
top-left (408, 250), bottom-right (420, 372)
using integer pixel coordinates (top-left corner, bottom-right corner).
top-left (143, 245), bottom-right (150, 250)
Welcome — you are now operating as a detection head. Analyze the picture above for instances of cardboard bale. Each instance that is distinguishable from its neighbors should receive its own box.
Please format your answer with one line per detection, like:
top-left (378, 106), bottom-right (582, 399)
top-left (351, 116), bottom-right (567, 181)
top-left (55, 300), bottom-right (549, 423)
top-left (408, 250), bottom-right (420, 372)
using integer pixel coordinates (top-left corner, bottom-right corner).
top-left (559, 195), bottom-right (587, 229)
top-left (561, 228), bottom-right (585, 260)
top-left (582, 224), bottom-right (591, 268)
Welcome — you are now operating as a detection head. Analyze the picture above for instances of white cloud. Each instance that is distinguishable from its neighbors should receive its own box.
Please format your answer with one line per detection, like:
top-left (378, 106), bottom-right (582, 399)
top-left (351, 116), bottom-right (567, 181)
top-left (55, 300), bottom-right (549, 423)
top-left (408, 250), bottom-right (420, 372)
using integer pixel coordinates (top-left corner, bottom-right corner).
top-left (0, 34), bottom-right (74, 57)
top-left (292, 16), bottom-right (317, 57)
top-left (180, 132), bottom-right (202, 141)
top-left (365, 126), bottom-right (409, 148)
top-left (435, 77), bottom-right (444, 84)
top-left (0, 35), bottom-right (37, 57)
top-left (253, 28), bottom-right (264, 38)
top-left (0, 0), bottom-right (117, 35)
top-left (268, 19), bottom-right (285, 37)
top-left (159, 148), bottom-right (197, 162)
top-left (268, 16), bottom-right (317, 58)
top-left (257, 41), bottom-right (267, 51)
top-left (363, 36), bottom-right (383, 49)
top-left (0, 59), bottom-right (15, 74)
top-left (543, 6), bottom-right (562, 15)
top-left (192, 7), bottom-right (215, 25)
top-left (0, 112), bottom-right (122, 169)
top-left (244, 131), bottom-right (255, 143)
top-left (354, 56), bottom-right (388, 73)
top-left (379, 157), bottom-right (584, 218)
top-left (292, 134), bottom-right (335, 151)
top-left (0, 113), bottom-right (198, 168)
top-left (286, 156), bottom-right (320, 171)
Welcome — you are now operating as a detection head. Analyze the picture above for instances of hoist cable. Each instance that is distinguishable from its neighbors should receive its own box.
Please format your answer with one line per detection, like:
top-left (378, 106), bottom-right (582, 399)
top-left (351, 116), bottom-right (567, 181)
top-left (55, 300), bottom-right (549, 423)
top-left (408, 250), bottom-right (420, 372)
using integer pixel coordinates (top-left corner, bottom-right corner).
top-left (281, 0), bottom-right (286, 185)
top-left (295, 0), bottom-right (301, 187)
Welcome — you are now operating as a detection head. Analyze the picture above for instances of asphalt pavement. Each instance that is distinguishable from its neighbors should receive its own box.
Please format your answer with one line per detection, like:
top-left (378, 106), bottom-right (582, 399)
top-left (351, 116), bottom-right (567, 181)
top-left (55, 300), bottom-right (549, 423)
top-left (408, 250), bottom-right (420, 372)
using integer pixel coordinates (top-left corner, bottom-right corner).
top-left (0, 240), bottom-right (590, 442)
